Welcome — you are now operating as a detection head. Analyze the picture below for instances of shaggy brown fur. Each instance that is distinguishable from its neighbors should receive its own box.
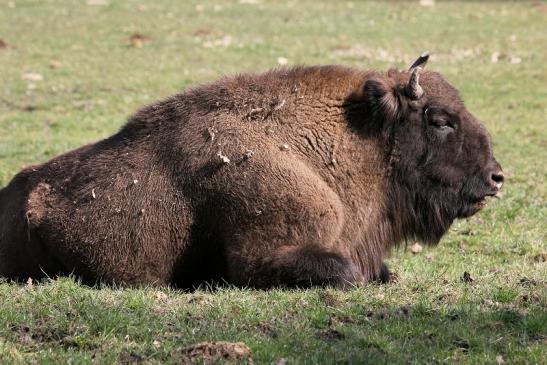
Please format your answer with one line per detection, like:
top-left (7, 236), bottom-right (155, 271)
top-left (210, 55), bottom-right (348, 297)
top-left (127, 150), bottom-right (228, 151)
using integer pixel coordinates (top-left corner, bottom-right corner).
top-left (0, 60), bottom-right (503, 288)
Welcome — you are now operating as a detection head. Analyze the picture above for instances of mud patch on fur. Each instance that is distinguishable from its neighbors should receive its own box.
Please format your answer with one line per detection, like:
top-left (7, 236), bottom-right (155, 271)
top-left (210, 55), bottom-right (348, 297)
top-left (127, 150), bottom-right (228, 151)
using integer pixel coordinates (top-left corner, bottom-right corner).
top-left (26, 182), bottom-right (51, 228)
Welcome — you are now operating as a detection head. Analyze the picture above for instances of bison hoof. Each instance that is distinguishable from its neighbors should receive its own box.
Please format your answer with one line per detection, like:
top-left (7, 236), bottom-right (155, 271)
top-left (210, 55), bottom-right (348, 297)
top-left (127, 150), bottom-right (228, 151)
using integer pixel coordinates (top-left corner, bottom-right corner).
top-left (373, 263), bottom-right (398, 284)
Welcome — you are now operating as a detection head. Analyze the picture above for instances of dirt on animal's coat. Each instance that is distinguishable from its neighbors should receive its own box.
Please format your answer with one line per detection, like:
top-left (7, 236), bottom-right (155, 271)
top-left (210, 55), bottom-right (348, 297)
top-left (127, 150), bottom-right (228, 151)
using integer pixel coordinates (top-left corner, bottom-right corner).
top-left (0, 54), bottom-right (503, 289)
top-left (177, 341), bottom-right (252, 364)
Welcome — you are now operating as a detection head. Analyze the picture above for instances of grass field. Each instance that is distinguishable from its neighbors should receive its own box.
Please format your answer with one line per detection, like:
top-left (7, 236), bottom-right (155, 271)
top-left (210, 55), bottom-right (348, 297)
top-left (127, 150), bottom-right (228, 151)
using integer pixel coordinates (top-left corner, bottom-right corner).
top-left (0, 1), bottom-right (546, 364)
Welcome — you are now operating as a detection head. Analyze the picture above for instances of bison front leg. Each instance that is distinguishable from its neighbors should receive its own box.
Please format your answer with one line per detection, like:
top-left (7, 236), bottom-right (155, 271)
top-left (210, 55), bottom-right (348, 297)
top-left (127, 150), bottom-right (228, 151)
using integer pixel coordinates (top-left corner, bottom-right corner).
top-left (215, 159), bottom-right (364, 289)
top-left (248, 245), bottom-right (364, 289)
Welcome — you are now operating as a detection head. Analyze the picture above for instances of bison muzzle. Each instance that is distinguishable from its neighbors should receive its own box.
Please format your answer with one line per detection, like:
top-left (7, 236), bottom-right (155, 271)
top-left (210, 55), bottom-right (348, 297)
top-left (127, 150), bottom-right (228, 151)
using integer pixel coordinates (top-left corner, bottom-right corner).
top-left (0, 53), bottom-right (503, 288)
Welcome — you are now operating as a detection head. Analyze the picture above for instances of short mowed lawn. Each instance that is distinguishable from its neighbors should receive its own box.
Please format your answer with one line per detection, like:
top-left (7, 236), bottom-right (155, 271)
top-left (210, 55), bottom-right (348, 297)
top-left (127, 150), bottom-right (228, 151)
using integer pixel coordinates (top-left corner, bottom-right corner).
top-left (0, 1), bottom-right (545, 364)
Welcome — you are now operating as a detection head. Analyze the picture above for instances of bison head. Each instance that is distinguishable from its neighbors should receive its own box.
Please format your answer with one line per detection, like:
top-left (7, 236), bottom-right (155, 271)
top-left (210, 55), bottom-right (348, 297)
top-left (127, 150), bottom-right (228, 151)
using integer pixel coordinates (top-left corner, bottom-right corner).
top-left (363, 52), bottom-right (504, 244)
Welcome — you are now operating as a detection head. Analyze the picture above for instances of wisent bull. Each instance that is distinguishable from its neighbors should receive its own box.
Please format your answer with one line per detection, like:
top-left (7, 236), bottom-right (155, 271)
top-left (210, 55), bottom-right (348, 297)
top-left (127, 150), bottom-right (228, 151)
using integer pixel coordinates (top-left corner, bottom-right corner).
top-left (0, 53), bottom-right (503, 288)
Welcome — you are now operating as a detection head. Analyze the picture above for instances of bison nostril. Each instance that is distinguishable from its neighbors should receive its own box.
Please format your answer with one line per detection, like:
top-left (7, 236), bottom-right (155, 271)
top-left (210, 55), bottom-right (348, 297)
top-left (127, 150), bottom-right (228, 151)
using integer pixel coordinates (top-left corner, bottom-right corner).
top-left (491, 171), bottom-right (504, 189)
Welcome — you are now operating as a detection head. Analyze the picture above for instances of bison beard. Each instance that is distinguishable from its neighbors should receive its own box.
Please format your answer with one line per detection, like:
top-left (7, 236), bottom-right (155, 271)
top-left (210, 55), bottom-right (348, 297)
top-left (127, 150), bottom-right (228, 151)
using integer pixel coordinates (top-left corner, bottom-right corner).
top-left (0, 54), bottom-right (503, 289)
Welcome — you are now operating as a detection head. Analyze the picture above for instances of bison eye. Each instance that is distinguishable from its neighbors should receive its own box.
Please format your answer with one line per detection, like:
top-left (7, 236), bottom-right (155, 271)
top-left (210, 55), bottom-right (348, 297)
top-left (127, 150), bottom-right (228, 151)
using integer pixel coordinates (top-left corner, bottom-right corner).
top-left (425, 107), bottom-right (454, 130)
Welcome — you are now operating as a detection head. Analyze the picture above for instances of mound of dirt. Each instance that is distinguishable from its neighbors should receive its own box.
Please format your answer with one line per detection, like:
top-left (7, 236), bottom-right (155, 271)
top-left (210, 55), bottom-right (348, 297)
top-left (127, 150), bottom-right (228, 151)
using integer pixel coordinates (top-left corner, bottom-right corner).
top-left (178, 341), bottom-right (252, 364)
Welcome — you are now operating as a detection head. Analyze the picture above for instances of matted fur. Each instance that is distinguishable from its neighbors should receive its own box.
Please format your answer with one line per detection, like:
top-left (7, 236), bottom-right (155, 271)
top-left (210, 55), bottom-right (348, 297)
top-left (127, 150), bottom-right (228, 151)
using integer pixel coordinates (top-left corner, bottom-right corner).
top-left (0, 64), bottom-right (502, 288)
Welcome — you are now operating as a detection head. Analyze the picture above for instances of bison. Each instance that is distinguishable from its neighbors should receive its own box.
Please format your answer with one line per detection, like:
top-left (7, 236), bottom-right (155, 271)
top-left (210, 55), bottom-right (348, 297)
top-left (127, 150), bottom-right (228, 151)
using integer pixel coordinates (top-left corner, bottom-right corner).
top-left (0, 53), bottom-right (503, 289)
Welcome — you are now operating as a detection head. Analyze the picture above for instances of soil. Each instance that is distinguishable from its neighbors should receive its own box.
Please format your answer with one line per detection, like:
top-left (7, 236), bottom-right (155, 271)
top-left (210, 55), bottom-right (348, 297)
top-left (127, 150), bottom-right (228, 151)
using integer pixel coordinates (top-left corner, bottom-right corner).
top-left (178, 341), bottom-right (252, 364)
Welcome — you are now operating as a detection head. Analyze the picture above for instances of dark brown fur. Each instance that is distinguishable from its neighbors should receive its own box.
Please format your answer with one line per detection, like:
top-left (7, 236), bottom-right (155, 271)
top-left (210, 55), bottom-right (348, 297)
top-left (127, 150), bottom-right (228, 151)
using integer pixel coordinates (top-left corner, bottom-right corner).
top-left (0, 64), bottom-right (503, 288)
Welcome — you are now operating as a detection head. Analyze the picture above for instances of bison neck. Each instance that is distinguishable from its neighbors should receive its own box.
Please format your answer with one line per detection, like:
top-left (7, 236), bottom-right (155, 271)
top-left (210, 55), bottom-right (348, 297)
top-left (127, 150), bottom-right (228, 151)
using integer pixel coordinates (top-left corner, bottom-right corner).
top-left (386, 178), bottom-right (456, 246)
top-left (275, 103), bottom-right (396, 279)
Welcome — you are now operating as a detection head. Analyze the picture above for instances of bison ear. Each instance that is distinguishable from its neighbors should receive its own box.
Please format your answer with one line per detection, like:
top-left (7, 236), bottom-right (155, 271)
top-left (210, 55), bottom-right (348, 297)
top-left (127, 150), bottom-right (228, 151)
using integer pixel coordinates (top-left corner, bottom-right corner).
top-left (363, 78), bottom-right (399, 122)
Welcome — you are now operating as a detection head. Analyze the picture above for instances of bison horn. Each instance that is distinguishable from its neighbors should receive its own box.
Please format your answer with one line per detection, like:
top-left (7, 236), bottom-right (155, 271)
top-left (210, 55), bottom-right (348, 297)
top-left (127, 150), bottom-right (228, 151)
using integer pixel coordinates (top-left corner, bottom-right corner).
top-left (406, 51), bottom-right (430, 100)
top-left (409, 51), bottom-right (430, 70)
top-left (406, 67), bottom-right (424, 100)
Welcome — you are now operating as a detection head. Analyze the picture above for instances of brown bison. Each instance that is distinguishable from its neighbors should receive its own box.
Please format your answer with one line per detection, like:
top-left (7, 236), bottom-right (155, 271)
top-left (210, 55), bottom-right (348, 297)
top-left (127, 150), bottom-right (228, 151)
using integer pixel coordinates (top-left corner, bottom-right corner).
top-left (0, 53), bottom-right (503, 288)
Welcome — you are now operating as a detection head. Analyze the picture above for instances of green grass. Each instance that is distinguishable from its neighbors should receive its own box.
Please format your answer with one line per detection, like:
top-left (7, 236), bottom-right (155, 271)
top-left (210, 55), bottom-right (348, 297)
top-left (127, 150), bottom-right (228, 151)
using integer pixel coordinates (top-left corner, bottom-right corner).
top-left (0, 0), bottom-right (545, 364)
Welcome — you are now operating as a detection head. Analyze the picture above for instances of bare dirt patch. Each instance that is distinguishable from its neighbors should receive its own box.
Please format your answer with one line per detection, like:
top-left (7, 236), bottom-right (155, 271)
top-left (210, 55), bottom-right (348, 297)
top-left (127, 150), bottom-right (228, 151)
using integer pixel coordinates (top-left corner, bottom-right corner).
top-left (363, 306), bottom-right (412, 322)
top-left (462, 271), bottom-right (474, 283)
top-left (316, 328), bottom-right (345, 341)
top-left (177, 341), bottom-right (252, 364)
top-left (256, 322), bottom-right (278, 338)
top-left (453, 338), bottom-right (470, 353)
top-left (119, 350), bottom-right (148, 364)
top-left (192, 28), bottom-right (223, 37)
top-left (531, 0), bottom-right (547, 13)
top-left (128, 33), bottom-right (150, 48)
top-left (9, 323), bottom-right (92, 349)
top-left (318, 290), bottom-right (340, 307)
